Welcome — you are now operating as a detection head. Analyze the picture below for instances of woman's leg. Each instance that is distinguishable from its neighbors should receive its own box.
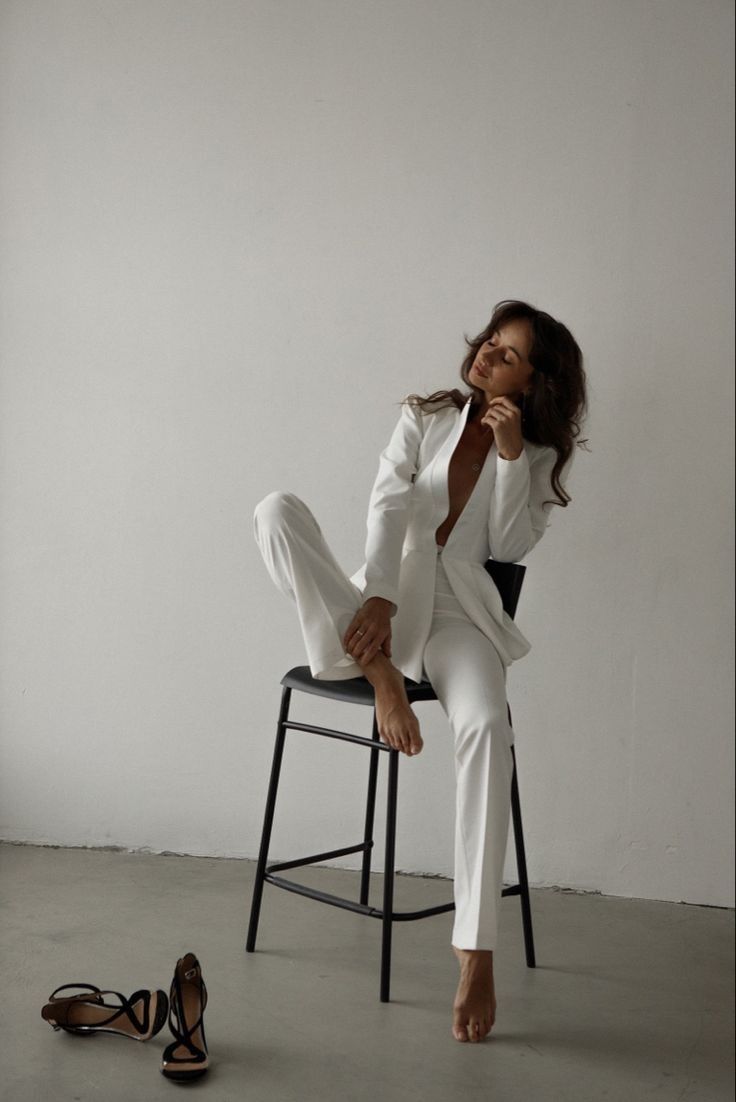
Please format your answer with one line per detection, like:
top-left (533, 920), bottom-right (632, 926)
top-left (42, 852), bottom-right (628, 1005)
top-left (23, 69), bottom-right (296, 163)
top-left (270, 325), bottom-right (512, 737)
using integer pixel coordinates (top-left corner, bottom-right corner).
top-left (422, 567), bottom-right (514, 1042)
top-left (253, 491), bottom-right (365, 680)
top-left (254, 491), bottom-right (423, 753)
top-left (422, 614), bottom-right (514, 951)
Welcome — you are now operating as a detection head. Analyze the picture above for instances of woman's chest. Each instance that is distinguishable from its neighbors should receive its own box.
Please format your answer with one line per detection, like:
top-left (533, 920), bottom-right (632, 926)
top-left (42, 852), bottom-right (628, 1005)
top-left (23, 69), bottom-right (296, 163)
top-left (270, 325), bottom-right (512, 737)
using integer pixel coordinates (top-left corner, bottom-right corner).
top-left (435, 422), bottom-right (494, 542)
top-left (447, 424), bottom-right (494, 499)
top-left (403, 405), bottom-right (500, 556)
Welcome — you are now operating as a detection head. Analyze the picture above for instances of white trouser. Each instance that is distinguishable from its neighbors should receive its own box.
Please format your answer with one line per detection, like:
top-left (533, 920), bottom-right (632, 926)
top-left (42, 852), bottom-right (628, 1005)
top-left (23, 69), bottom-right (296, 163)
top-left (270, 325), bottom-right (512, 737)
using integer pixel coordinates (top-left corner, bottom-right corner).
top-left (253, 490), bottom-right (514, 950)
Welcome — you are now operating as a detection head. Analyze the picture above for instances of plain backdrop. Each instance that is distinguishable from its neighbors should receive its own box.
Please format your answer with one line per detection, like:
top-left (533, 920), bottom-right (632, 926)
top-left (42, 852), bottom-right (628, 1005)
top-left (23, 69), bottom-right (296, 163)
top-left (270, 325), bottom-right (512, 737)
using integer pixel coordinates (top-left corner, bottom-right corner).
top-left (1, 0), bottom-right (733, 909)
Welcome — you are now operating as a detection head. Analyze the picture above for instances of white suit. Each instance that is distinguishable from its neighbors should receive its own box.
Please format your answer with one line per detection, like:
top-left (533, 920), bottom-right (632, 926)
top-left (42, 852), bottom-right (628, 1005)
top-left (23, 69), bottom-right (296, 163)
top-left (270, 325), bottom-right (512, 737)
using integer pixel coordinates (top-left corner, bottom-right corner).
top-left (254, 394), bottom-right (573, 949)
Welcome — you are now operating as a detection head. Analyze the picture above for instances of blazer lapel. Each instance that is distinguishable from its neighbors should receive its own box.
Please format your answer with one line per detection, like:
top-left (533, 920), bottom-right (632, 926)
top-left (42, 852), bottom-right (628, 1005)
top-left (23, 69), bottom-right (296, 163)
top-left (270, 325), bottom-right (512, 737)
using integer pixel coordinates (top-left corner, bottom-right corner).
top-left (429, 397), bottom-right (473, 523)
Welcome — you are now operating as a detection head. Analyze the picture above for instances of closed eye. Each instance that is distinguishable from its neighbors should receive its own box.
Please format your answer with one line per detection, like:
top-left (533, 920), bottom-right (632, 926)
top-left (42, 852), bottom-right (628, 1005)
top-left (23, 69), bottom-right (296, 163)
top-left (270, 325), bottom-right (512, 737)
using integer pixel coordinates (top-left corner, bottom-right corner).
top-left (491, 332), bottom-right (520, 368)
top-left (489, 340), bottom-right (513, 366)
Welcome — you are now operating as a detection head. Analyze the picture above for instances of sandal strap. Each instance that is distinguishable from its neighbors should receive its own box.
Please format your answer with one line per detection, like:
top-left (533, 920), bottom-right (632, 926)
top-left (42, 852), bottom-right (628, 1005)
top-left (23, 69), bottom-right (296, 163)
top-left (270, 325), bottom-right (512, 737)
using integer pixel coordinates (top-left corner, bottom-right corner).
top-left (96, 989), bottom-right (154, 1034)
top-left (167, 971), bottom-right (208, 1058)
top-left (48, 988), bottom-right (154, 1034)
top-left (49, 983), bottom-right (103, 1003)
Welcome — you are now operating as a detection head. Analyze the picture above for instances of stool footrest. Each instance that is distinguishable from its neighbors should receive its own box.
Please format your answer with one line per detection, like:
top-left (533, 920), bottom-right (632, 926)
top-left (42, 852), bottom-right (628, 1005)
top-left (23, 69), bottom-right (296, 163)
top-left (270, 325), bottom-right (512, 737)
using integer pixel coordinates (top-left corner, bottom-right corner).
top-left (283, 720), bottom-right (389, 750)
top-left (264, 871), bottom-right (456, 921)
top-left (265, 873), bottom-right (378, 917)
top-left (267, 842), bottom-right (371, 873)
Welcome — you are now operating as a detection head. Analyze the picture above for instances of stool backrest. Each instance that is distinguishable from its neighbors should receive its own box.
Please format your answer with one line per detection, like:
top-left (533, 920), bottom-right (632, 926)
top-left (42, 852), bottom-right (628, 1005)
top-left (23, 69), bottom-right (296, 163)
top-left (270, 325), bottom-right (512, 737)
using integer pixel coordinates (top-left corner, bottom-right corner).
top-left (483, 559), bottom-right (526, 619)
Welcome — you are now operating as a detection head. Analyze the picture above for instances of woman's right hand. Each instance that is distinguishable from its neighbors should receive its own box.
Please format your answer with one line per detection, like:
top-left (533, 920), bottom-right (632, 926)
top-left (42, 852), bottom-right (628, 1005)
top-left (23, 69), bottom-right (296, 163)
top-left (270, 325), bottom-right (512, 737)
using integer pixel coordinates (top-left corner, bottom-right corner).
top-left (342, 597), bottom-right (393, 665)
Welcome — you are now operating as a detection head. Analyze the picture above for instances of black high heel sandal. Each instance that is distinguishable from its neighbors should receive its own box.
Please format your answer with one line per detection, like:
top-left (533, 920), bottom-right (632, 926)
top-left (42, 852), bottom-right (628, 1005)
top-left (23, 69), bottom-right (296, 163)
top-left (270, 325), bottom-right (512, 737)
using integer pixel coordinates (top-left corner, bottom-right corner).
top-left (161, 953), bottom-right (209, 1082)
top-left (41, 983), bottom-right (169, 1041)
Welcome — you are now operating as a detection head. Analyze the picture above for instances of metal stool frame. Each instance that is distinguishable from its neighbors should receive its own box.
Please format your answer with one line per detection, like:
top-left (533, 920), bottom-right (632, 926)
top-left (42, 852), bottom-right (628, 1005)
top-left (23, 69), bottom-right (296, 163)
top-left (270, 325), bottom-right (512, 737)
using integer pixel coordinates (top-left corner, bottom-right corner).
top-left (246, 559), bottom-right (536, 1002)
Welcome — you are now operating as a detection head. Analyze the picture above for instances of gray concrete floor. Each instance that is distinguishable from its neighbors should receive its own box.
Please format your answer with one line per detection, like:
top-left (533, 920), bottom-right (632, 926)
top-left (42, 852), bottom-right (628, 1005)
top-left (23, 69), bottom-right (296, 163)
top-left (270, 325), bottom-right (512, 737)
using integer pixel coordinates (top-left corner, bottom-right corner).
top-left (0, 843), bottom-right (733, 1101)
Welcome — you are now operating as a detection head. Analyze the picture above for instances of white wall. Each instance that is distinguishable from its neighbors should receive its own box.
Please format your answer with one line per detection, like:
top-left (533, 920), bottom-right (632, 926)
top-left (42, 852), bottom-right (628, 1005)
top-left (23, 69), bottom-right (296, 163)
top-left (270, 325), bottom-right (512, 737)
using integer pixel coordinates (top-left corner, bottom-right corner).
top-left (1, 0), bottom-right (733, 909)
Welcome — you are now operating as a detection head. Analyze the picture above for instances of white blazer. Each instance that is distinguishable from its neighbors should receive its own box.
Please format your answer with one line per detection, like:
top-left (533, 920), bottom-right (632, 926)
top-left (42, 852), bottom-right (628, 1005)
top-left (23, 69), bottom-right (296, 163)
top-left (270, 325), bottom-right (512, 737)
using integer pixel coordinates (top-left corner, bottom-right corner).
top-left (348, 395), bottom-right (575, 683)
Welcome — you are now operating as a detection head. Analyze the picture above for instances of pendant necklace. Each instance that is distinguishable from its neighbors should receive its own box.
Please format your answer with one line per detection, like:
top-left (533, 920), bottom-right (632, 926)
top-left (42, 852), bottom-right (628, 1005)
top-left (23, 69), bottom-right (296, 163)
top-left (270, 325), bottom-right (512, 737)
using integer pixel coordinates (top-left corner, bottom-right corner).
top-left (469, 406), bottom-right (493, 473)
top-left (471, 425), bottom-right (493, 472)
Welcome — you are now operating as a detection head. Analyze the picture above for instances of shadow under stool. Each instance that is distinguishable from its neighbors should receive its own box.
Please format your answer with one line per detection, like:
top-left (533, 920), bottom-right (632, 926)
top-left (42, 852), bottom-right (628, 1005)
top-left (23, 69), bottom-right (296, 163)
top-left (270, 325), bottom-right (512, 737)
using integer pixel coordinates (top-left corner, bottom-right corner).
top-left (246, 558), bottom-right (536, 1002)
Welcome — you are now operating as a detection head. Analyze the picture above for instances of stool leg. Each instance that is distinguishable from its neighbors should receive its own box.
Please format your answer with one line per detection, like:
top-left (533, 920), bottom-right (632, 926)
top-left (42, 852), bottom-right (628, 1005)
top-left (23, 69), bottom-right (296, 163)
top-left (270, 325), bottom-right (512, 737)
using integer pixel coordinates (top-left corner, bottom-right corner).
top-left (380, 747), bottom-right (399, 1002)
top-left (246, 686), bottom-right (292, 953)
top-left (360, 709), bottom-right (381, 907)
top-left (509, 735), bottom-right (536, 968)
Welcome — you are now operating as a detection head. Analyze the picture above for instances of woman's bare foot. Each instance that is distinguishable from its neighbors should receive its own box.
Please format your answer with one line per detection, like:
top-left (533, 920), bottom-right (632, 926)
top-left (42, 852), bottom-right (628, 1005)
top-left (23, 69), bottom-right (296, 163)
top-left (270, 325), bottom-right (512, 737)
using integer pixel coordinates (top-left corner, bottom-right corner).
top-left (452, 947), bottom-right (497, 1043)
top-left (360, 652), bottom-right (423, 756)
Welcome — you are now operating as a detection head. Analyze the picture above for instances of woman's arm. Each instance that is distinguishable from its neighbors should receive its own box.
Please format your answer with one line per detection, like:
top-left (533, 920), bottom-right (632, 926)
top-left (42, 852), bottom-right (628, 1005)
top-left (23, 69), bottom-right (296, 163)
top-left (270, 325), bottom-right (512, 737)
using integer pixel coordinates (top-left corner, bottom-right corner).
top-left (488, 445), bottom-right (575, 562)
top-left (362, 400), bottom-right (425, 612)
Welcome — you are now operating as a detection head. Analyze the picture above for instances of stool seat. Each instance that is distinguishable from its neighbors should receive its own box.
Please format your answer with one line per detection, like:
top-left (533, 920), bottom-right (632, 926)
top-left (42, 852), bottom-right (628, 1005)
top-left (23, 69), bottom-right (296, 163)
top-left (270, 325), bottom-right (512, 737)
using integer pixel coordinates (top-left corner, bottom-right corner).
top-left (281, 666), bottom-right (438, 706)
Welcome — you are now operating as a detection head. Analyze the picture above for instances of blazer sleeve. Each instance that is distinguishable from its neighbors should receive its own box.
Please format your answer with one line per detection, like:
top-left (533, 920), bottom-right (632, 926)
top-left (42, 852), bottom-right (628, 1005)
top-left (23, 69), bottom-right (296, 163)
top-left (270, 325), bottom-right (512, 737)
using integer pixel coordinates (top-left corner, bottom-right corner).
top-left (488, 443), bottom-right (575, 562)
top-left (362, 400), bottom-right (424, 613)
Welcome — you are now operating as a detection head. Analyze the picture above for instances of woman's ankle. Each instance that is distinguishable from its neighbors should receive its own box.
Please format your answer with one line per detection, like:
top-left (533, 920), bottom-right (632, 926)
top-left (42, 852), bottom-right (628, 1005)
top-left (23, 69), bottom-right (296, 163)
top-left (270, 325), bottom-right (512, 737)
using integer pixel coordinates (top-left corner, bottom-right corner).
top-left (360, 650), bottom-right (400, 687)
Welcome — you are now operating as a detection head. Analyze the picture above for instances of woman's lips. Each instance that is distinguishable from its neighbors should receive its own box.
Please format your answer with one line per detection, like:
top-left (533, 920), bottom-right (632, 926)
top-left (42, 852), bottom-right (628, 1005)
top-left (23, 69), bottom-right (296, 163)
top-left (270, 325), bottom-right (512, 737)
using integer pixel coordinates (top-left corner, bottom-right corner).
top-left (474, 362), bottom-right (490, 377)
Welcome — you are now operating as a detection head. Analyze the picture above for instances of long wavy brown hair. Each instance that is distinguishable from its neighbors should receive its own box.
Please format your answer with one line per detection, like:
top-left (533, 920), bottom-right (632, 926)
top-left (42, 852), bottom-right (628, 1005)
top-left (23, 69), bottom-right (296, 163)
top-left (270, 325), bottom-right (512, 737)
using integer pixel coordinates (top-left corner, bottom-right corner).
top-left (403, 299), bottom-right (589, 508)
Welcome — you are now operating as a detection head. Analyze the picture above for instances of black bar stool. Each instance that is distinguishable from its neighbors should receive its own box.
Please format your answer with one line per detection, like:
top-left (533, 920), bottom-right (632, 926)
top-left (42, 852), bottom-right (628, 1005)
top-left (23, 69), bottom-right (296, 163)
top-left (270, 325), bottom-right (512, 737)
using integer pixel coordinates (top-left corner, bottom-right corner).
top-left (246, 559), bottom-right (536, 1002)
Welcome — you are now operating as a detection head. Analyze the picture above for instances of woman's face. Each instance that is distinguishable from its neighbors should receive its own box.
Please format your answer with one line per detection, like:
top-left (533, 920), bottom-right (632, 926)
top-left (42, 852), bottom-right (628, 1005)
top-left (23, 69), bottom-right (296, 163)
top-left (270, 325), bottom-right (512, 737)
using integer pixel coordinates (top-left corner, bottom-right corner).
top-left (469, 318), bottom-right (536, 404)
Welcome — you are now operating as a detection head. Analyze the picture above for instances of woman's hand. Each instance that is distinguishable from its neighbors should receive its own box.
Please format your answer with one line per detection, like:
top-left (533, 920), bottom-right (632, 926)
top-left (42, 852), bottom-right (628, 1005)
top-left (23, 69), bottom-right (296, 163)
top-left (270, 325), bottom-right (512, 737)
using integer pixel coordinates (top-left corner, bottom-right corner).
top-left (343, 597), bottom-right (393, 664)
top-left (480, 396), bottom-right (524, 460)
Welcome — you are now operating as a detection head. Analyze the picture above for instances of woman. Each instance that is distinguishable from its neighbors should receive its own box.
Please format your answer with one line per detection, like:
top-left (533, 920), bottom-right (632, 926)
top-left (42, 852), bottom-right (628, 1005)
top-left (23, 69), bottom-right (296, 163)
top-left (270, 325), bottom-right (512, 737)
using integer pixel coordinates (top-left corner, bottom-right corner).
top-left (254, 298), bottom-right (588, 1043)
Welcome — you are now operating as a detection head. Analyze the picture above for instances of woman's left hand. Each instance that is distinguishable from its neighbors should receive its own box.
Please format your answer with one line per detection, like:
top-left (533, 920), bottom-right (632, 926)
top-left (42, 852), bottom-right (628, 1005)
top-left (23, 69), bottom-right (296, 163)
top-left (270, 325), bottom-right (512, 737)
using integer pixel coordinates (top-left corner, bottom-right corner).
top-left (480, 396), bottom-right (524, 460)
